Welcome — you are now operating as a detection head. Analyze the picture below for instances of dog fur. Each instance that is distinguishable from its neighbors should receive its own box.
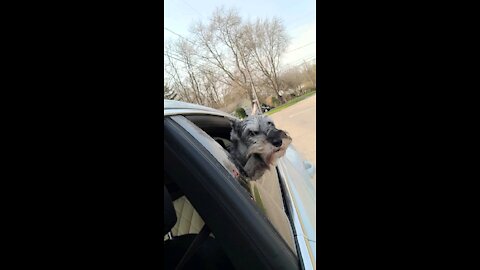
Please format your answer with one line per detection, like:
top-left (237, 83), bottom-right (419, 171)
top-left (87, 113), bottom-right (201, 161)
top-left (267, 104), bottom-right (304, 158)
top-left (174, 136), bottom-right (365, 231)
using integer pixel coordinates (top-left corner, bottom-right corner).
top-left (229, 115), bottom-right (292, 180)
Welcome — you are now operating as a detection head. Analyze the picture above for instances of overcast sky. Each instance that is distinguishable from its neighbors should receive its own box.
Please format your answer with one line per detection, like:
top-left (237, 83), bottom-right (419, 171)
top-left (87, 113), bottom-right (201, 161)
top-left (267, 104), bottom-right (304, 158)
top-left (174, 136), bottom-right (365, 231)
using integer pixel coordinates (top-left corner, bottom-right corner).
top-left (164, 0), bottom-right (316, 69)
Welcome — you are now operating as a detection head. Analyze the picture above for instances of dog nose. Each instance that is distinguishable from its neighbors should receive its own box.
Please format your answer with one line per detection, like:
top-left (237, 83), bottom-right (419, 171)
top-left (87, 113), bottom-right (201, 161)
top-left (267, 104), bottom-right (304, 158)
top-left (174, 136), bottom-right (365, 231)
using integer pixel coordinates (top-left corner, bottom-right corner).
top-left (272, 138), bottom-right (282, 147)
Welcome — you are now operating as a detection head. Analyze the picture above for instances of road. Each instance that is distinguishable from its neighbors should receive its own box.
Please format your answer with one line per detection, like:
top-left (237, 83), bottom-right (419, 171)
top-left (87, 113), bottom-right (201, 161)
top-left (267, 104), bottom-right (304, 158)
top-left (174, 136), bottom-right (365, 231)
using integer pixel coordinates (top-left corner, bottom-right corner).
top-left (269, 94), bottom-right (316, 187)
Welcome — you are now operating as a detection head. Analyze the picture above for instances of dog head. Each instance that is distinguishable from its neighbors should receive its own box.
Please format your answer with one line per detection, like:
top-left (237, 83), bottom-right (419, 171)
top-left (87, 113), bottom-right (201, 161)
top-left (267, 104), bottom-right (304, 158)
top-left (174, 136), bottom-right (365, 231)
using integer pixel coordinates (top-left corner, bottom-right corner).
top-left (230, 115), bottom-right (292, 168)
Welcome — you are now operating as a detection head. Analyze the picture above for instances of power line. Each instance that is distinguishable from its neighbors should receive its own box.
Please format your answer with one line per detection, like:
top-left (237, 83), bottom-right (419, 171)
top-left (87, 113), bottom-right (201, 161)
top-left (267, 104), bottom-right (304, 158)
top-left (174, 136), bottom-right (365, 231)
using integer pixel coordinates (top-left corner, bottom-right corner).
top-left (180, 0), bottom-right (202, 18)
top-left (164, 51), bottom-right (206, 70)
top-left (279, 55), bottom-right (316, 72)
top-left (286, 41), bottom-right (316, 53)
top-left (164, 50), bottom-right (186, 61)
top-left (165, 30), bottom-right (315, 74)
top-left (283, 54), bottom-right (316, 67)
top-left (164, 27), bottom-right (195, 45)
top-left (164, 52), bottom-right (189, 66)
top-left (284, 10), bottom-right (315, 30)
top-left (166, 49), bottom-right (315, 75)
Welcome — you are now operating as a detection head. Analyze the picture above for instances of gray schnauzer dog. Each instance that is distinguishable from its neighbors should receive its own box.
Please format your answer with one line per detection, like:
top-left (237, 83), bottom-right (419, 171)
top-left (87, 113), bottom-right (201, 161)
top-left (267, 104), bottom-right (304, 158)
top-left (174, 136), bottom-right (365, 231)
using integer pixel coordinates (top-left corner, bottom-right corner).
top-left (229, 115), bottom-right (292, 181)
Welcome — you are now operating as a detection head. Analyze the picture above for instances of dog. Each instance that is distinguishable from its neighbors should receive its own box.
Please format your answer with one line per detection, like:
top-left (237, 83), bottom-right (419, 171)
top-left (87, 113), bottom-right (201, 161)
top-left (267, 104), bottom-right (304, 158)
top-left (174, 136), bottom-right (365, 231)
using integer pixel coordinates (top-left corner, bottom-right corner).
top-left (229, 115), bottom-right (292, 181)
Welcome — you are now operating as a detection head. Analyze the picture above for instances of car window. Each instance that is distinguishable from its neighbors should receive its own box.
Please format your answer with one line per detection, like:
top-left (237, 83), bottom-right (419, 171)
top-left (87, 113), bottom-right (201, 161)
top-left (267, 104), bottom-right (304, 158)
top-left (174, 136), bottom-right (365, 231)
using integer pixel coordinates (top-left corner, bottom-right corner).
top-left (169, 115), bottom-right (242, 182)
top-left (172, 114), bottom-right (297, 254)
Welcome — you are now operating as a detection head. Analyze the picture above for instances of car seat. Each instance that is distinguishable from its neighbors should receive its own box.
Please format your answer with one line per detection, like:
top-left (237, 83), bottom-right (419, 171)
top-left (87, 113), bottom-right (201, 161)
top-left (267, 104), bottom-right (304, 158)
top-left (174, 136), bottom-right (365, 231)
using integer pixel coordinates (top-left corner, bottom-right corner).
top-left (163, 186), bottom-right (234, 270)
top-left (164, 186), bottom-right (177, 236)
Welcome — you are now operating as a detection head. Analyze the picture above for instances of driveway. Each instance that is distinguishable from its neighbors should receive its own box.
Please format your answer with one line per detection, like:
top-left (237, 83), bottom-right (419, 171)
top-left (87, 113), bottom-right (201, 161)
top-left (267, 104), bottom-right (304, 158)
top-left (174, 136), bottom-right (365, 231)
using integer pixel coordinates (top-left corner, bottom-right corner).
top-left (269, 94), bottom-right (316, 187)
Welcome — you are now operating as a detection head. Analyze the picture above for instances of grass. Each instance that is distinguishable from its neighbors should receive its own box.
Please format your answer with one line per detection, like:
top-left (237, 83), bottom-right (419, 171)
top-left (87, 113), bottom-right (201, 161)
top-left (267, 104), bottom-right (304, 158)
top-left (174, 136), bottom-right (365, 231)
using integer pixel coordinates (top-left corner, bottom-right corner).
top-left (251, 184), bottom-right (266, 215)
top-left (265, 90), bottom-right (316, 115)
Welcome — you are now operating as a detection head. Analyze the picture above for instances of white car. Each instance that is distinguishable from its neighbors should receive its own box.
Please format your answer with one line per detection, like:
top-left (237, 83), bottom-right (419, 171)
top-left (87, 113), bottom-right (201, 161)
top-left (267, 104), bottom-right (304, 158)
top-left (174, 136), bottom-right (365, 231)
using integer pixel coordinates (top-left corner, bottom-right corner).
top-left (164, 100), bottom-right (316, 270)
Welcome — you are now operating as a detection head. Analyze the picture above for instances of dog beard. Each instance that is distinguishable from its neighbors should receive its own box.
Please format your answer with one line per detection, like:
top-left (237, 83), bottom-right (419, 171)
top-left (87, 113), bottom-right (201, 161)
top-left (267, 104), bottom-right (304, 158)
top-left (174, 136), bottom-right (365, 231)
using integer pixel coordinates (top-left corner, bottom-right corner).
top-left (246, 136), bottom-right (292, 166)
top-left (268, 137), bottom-right (292, 165)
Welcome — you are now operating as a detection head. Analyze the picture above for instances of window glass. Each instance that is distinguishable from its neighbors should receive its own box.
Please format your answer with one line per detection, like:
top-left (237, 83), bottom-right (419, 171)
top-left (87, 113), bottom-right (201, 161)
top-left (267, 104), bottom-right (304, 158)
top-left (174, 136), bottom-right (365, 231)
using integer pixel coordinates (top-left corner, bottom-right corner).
top-left (250, 168), bottom-right (296, 253)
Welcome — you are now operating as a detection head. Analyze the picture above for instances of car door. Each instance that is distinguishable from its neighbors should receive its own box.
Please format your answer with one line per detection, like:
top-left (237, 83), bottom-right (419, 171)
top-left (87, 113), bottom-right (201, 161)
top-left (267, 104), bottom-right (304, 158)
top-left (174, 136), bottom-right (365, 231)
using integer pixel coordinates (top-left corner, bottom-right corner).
top-left (164, 115), bottom-right (300, 270)
top-left (181, 113), bottom-right (298, 253)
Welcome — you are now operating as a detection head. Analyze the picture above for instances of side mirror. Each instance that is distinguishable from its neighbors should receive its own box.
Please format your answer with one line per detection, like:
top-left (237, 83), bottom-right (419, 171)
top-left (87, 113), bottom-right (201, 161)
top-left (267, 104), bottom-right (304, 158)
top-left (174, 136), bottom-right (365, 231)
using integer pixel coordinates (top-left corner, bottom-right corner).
top-left (303, 160), bottom-right (316, 178)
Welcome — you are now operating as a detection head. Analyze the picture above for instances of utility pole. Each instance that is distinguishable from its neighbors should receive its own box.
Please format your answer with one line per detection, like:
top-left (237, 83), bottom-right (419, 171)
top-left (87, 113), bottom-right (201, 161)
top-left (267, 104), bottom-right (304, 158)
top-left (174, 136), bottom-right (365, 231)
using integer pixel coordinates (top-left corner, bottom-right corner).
top-left (250, 80), bottom-right (262, 115)
top-left (246, 67), bottom-right (262, 115)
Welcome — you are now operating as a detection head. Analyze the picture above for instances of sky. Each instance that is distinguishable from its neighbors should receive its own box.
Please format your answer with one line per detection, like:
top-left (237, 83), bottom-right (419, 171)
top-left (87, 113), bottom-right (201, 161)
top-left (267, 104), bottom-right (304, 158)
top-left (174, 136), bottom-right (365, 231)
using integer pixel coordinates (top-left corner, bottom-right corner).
top-left (164, 0), bottom-right (316, 70)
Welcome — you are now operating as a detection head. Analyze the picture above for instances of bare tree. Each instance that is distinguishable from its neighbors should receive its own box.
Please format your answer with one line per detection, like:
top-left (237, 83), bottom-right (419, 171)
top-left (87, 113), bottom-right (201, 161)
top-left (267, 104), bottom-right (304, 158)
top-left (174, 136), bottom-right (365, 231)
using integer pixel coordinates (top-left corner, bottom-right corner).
top-left (164, 41), bottom-right (194, 103)
top-left (163, 6), bottom-right (292, 112)
top-left (191, 7), bottom-right (262, 111)
top-left (164, 83), bottom-right (179, 100)
top-left (165, 35), bottom-right (231, 108)
top-left (172, 39), bottom-right (205, 104)
top-left (245, 17), bottom-right (289, 103)
top-left (198, 66), bottom-right (224, 107)
top-left (278, 60), bottom-right (316, 97)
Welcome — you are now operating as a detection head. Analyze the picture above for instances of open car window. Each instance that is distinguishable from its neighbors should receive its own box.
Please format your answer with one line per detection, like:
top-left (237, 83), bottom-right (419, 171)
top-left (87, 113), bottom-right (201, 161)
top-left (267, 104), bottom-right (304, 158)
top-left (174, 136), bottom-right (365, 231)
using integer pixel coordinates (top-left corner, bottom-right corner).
top-left (170, 115), bottom-right (242, 183)
top-left (177, 114), bottom-right (297, 254)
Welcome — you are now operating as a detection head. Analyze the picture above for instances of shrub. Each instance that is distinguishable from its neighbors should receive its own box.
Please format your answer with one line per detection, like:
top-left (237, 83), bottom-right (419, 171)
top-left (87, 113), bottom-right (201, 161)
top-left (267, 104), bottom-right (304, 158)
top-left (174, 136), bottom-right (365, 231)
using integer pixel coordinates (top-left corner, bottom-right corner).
top-left (233, 107), bottom-right (247, 119)
top-left (271, 97), bottom-right (282, 107)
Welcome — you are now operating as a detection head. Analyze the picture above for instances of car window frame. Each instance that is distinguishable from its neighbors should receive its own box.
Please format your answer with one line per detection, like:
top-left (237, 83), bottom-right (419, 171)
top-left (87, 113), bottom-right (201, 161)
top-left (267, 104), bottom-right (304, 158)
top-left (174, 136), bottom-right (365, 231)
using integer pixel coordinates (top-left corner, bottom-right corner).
top-left (178, 114), bottom-right (298, 252)
top-left (164, 115), bottom-right (300, 270)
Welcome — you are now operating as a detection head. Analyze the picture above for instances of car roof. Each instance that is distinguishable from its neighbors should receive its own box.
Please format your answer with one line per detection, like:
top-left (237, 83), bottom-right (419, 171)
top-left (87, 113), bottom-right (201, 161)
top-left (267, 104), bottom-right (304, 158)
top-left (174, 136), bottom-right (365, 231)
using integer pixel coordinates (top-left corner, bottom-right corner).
top-left (164, 99), bottom-right (235, 119)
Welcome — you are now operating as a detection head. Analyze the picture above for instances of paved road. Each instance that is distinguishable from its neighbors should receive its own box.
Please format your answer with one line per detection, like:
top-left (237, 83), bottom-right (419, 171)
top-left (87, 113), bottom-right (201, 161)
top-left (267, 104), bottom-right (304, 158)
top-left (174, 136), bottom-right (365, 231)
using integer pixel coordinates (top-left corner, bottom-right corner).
top-left (270, 94), bottom-right (316, 187)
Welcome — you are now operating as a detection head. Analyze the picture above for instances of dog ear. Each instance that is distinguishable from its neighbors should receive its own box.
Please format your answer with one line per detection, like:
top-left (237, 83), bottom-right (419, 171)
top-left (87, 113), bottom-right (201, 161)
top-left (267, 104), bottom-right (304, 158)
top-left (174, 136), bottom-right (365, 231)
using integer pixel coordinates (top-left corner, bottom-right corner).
top-left (229, 118), bottom-right (240, 131)
top-left (229, 118), bottom-right (243, 141)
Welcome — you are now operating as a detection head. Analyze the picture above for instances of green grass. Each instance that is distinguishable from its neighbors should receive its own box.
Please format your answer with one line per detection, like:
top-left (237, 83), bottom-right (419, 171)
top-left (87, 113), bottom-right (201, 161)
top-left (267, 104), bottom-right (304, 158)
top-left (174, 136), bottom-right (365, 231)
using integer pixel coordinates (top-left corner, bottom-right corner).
top-left (251, 184), bottom-right (266, 215)
top-left (265, 90), bottom-right (316, 115)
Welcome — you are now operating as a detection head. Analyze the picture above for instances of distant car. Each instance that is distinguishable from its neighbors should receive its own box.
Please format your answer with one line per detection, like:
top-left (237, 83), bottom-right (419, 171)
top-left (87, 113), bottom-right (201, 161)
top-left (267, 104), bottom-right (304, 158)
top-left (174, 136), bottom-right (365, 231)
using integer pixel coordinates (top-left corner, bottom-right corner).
top-left (164, 99), bottom-right (316, 270)
top-left (261, 103), bottom-right (274, 112)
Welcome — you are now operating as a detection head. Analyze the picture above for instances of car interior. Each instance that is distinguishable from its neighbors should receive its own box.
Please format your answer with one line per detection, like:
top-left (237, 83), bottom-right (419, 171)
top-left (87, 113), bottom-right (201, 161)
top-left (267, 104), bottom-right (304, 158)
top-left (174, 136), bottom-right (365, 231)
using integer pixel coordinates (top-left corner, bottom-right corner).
top-left (184, 115), bottom-right (233, 150)
top-left (163, 115), bottom-right (256, 269)
top-left (164, 173), bottom-right (234, 270)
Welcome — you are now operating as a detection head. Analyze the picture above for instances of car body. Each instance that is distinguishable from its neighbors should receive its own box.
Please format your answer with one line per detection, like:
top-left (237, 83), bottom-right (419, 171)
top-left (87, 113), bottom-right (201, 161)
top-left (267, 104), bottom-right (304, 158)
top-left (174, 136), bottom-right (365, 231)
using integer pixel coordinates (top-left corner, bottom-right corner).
top-left (164, 100), bottom-right (316, 270)
top-left (261, 103), bottom-right (274, 113)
